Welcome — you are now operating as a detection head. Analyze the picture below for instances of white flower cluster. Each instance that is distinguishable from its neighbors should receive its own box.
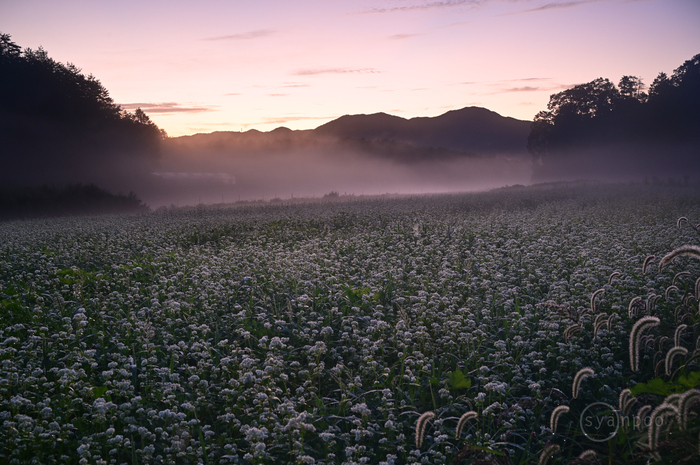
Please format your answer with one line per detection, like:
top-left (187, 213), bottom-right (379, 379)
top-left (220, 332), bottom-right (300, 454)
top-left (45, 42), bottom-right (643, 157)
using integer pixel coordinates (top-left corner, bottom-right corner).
top-left (0, 183), bottom-right (698, 463)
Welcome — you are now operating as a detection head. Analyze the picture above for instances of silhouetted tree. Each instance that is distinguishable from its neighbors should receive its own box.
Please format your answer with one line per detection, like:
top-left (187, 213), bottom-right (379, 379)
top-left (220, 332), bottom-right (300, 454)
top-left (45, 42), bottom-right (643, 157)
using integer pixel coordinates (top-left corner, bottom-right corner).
top-left (528, 53), bottom-right (700, 178)
top-left (0, 32), bottom-right (165, 188)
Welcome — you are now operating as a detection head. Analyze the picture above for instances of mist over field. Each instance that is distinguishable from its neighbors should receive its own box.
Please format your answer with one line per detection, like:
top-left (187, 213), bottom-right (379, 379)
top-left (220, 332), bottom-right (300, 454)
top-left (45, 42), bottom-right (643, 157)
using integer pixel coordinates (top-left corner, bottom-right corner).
top-left (141, 132), bottom-right (532, 207)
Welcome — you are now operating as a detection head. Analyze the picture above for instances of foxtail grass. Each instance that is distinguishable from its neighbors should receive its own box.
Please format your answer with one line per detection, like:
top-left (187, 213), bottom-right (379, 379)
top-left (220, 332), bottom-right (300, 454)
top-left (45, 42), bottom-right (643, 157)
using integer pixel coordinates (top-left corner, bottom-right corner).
top-left (549, 405), bottom-right (569, 434)
top-left (630, 316), bottom-right (660, 372)
top-left (572, 367), bottom-right (594, 399)
top-left (658, 245), bottom-right (700, 272)
top-left (415, 411), bottom-right (435, 449)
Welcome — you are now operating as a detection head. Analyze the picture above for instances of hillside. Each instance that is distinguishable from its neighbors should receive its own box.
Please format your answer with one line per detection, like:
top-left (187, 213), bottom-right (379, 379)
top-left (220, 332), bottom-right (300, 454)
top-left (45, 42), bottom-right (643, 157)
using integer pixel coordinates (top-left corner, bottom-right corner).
top-left (165, 106), bottom-right (531, 162)
top-left (314, 106), bottom-right (531, 156)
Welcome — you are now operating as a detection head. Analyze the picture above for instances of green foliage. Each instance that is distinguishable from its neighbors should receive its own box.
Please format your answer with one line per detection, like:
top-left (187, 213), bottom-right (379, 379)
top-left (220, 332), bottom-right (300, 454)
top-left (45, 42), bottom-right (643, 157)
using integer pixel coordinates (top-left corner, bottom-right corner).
top-left (447, 369), bottom-right (472, 390)
top-left (631, 371), bottom-right (700, 396)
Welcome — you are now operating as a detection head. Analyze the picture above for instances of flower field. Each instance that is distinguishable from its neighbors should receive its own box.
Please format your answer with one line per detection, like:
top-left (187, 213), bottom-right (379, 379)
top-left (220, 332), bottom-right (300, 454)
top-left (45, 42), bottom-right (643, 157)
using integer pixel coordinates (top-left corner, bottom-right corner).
top-left (2, 182), bottom-right (700, 464)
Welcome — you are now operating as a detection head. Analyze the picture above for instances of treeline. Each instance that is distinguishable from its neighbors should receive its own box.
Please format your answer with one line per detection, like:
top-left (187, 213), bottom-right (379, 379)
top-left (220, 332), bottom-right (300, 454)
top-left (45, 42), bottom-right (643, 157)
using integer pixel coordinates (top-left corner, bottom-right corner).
top-left (0, 184), bottom-right (148, 220)
top-left (0, 32), bottom-right (165, 188)
top-left (528, 53), bottom-right (700, 179)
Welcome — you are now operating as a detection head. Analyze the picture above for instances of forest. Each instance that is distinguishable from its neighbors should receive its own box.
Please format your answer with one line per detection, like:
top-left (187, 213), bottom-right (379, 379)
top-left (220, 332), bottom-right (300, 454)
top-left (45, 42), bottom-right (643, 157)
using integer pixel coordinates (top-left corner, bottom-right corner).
top-left (0, 33), bottom-right (163, 215)
top-left (528, 54), bottom-right (700, 180)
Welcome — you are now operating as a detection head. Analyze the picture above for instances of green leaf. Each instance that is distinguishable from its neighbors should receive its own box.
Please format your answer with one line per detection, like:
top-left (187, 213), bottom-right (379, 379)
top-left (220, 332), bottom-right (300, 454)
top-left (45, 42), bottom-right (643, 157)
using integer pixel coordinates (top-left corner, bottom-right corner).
top-left (448, 370), bottom-right (472, 390)
top-left (92, 386), bottom-right (108, 398)
top-left (630, 378), bottom-right (673, 396)
top-left (677, 371), bottom-right (700, 388)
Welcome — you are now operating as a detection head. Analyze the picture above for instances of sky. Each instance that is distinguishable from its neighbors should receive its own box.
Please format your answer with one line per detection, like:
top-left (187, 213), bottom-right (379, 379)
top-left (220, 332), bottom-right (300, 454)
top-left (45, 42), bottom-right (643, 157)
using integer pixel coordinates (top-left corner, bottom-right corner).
top-left (2, 0), bottom-right (699, 137)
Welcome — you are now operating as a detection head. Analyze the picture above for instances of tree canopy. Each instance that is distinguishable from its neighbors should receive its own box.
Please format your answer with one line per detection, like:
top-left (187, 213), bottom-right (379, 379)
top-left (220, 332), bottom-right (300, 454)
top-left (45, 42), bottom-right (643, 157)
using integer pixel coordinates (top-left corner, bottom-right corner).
top-left (0, 32), bottom-right (166, 188)
top-left (528, 53), bottom-right (700, 178)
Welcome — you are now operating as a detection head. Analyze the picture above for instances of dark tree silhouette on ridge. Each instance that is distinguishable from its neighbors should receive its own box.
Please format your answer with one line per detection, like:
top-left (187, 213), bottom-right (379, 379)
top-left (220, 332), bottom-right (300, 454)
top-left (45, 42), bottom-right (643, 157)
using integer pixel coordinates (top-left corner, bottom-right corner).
top-left (0, 32), bottom-right (166, 189)
top-left (528, 53), bottom-right (700, 180)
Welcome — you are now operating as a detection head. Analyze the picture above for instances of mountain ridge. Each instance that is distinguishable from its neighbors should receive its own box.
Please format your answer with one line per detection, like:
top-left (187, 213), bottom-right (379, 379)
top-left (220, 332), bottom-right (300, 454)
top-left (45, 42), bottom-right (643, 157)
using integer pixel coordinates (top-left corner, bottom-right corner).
top-left (169, 106), bottom-right (532, 160)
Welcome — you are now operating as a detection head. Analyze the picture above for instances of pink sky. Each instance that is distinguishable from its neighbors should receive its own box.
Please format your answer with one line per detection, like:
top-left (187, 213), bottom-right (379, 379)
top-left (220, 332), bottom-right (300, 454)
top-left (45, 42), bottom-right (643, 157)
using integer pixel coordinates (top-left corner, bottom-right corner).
top-left (2, 0), bottom-right (699, 136)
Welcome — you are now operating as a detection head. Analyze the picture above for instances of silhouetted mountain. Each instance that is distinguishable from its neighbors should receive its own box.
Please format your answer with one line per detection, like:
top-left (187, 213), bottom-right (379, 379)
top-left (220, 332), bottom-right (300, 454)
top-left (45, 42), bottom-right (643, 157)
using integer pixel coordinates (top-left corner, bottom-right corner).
top-left (165, 106), bottom-right (531, 164)
top-left (315, 107), bottom-right (530, 156)
top-left (156, 107), bottom-right (533, 206)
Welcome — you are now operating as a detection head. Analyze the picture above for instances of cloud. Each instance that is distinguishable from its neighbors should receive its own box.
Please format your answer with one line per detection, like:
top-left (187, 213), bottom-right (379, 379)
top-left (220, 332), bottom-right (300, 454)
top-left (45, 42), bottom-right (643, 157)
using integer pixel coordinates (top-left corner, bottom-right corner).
top-left (508, 77), bottom-right (552, 82)
top-left (361, 0), bottom-right (481, 14)
top-left (204, 29), bottom-right (276, 41)
top-left (268, 93), bottom-right (290, 97)
top-left (256, 115), bottom-right (336, 126)
top-left (292, 68), bottom-right (380, 76)
top-left (501, 86), bottom-right (542, 92)
top-left (120, 103), bottom-right (216, 114)
top-left (282, 82), bottom-right (311, 88)
top-left (503, 0), bottom-right (602, 15)
top-left (491, 82), bottom-right (577, 94)
top-left (388, 33), bottom-right (421, 40)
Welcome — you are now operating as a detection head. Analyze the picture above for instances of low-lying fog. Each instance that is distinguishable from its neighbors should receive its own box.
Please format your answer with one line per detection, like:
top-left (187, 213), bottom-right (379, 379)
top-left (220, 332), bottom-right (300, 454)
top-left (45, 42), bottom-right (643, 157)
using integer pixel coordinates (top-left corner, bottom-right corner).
top-left (137, 140), bottom-right (533, 207)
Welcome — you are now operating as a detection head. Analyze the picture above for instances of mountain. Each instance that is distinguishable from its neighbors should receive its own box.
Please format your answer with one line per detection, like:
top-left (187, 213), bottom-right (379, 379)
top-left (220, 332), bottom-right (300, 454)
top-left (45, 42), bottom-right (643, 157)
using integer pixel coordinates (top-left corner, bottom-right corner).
top-left (314, 107), bottom-right (531, 156)
top-left (166, 106), bottom-right (532, 162)
top-left (154, 106), bottom-right (534, 205)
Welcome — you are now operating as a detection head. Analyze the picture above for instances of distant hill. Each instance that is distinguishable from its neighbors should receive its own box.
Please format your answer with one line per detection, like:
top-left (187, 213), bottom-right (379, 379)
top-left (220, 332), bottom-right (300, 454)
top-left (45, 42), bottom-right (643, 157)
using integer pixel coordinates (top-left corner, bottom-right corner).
top-left (315, 107), bottom-right (531, 156)
top-left (157, 107), bottom-right (533, 205)
top-left (166, 106), bottom-right (531, 162)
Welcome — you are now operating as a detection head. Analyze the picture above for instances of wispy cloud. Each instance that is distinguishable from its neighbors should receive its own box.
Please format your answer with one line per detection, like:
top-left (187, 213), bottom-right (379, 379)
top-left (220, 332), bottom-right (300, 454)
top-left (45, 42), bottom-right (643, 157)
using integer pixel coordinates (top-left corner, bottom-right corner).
top-left (120, 103), bottom-right (216, 114)
top-left (388, 33), bottom-right (421, 40)
top-left (508, 77), bottom-right (552, 82)
top-left (361, 0), bottom-right (481, 14)
top-left (490, 82), bottom-right (575, 94)
top-left (282, 82), bottom-right (311, 88)
top-left (268, 93), bottom-right (290, 97)
top-left (292, 68), bottom-right (379, 76)
top-left (500, 86), bottom-right (542, 92)
top-left (204, 29), bottom-right (276, 41)
top-left (256, 115), bottom-right (336, 126)
top-left (503, 0), bottom-right (602, 15)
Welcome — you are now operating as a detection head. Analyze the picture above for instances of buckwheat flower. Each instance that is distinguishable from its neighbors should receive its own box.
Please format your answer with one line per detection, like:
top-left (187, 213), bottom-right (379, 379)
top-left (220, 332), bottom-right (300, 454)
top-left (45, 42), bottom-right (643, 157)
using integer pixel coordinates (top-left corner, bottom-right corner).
top-left (40, 407), bottom-right (53, 419)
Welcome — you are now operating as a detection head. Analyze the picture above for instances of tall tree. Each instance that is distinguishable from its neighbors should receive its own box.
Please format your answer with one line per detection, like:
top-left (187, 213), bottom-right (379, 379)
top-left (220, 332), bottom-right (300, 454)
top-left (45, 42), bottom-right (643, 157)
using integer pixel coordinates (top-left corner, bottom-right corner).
top-left (0, 32), bottom-right (165, 188)
top-left (528, 53), bottom-right (700, 178)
